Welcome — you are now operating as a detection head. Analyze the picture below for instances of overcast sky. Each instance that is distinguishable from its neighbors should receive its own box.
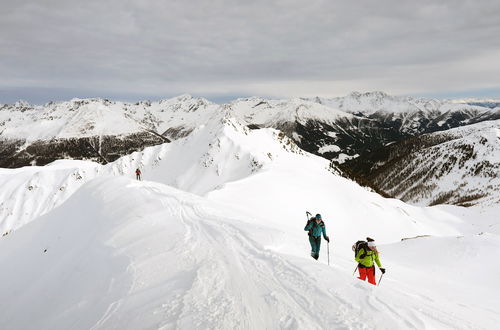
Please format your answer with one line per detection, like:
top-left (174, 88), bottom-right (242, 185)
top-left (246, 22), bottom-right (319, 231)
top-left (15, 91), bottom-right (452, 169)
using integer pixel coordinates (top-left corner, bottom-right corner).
top-left (1, 0), bottom-right (500, 104)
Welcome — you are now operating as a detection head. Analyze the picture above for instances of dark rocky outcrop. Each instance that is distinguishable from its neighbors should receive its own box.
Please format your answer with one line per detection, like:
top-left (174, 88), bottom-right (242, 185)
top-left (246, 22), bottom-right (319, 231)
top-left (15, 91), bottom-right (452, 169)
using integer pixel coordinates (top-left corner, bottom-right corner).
top-left (0, 132), bottom-right (169, 168)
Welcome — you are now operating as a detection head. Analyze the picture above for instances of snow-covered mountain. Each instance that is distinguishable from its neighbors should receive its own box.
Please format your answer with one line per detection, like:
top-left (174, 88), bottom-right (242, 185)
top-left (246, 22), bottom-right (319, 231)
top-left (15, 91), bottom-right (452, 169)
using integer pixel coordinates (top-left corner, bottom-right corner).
top-left (344, 119), bottom-right (500, 206)
top-left (305, 92), bottom-right (500, 156)
top-left (0, 114), bottom-right (499, 329)
top-left (451, 98), bottom-right (500, 109)
top-left (0, 114), bottom-right (305, 234)
top-left (0, 95), bottom-right (219, 167)
top-left (2, 92), bottom-right (499, 168)
top-left (0, 95), bottom-right (218, 141)
top-left (309, 91), bottom-right (500, 119)
top-left (2, 91), bottom-right (499, 209)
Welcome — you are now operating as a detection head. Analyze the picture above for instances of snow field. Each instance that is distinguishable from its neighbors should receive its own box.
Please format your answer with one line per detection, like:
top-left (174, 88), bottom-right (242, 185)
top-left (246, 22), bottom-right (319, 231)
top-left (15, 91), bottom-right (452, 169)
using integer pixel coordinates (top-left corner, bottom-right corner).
top-left (2, 175), bottom-right (498, 329)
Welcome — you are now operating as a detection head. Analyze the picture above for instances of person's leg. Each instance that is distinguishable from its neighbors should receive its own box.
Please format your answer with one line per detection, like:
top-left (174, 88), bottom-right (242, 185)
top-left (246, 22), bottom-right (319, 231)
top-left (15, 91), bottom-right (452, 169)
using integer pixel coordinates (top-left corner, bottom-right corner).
top-left (315, 237), bottom-right (321, 260)
top-left (358, 267), bottom-right (367, 281)
top-left (367, 266), bottom-right (376, 285)
top-left (309, 236), bottom-right (316, 258)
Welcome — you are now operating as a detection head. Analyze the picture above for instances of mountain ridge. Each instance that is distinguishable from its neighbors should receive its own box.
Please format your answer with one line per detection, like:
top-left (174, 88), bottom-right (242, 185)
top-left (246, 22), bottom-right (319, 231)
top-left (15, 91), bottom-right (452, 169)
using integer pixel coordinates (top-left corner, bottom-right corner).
top-left (343, 119), bottom-right (500, 206)
top-left (2, 92), bottom-right (499, 207)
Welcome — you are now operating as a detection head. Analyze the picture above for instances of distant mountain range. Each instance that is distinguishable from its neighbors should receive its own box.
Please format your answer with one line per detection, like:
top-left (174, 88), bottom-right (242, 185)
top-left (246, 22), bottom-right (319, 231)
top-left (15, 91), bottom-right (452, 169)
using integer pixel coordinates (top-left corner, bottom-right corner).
top-left (1, 92), bottom-right (499, 206)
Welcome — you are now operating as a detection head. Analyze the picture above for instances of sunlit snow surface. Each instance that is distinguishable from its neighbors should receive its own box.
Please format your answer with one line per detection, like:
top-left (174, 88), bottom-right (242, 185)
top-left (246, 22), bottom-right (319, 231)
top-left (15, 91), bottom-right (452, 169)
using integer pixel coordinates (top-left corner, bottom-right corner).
top-left (0, 116), bottom-right (499, 329)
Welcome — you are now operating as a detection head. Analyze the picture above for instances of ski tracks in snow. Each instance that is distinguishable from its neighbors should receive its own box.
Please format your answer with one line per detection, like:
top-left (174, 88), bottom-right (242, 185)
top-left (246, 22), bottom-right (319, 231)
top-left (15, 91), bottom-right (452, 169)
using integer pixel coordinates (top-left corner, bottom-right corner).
top-left (156, 197), bottom-right (366, 329)
top-left (90, 182), bottom-right (483, 330)
top-left (91, 183), bottom-right (357, 329)
top-left (158, 192), bottom-right (483, 330)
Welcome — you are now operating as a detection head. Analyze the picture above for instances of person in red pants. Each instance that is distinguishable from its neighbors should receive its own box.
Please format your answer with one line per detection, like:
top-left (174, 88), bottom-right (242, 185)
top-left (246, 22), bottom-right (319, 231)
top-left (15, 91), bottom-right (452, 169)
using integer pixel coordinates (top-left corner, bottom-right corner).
top-left (355, 237), bottom-right (385, 285)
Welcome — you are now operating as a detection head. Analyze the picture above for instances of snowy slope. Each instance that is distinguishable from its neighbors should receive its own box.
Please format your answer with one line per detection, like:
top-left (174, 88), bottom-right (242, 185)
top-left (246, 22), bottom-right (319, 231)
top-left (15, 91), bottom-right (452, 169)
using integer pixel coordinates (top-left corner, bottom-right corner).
top-left (0, 161), bottom-right (100, 234)
top-left (0, 169), bottom-right (498, 329)
top-left (0, 115), bottom-right (304, 233)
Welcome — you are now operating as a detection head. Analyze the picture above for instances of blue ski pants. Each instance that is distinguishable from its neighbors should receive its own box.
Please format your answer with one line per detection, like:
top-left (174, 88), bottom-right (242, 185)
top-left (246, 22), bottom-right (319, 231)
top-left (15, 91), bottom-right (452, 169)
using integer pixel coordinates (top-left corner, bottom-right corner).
top-left (309, 236), bottom-right (321, 260)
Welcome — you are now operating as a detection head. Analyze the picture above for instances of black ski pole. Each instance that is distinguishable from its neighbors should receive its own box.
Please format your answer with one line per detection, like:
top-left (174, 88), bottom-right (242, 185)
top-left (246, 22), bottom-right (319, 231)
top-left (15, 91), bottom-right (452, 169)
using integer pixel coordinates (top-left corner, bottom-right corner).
top-left (327, 241), bottom-right (330, 266)
top-left (378, 273), bottom-right (384, 286)
top-left (305, 211), bottom-right (312, 259)
top-left (353, 265), bottom-right (358, 276)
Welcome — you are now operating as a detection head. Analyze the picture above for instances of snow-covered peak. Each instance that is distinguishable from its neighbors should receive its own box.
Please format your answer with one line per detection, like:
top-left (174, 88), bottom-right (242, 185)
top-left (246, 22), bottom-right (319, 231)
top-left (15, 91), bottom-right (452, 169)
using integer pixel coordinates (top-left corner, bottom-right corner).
top-left (14, 100), bottom-right (32, 109)
top-left (2, 92), bottom-right (497, 145)
top-left (450, 97), bottom-right (500, 104)
top-left (0, 95), bottom-right (220, 141)
top-left (0, 115), bottom-right (308, 233)
top-left (156, 94), bottom-right (213, 107)
top-left (309, 92), bottom-right (497, 116)
top-left (347, 90), bottom-right (390, 100)
top-left (229, 97), bottom-right (357, 126)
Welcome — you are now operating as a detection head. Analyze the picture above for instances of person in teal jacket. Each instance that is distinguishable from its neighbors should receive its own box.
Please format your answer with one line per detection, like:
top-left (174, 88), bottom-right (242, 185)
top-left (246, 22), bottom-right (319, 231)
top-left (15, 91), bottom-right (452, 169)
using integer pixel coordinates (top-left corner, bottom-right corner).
top-left (304, 214), bottom-right (330, 260)
top-left (355, 237), bottom-right (386, 285)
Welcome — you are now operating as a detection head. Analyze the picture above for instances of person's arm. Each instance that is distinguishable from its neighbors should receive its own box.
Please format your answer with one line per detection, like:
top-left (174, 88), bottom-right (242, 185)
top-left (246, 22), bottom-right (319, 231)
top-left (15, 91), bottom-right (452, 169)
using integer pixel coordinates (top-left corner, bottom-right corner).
top-left (375, 252), bottom-right (382, 268)
top-left (322, 225), bottom-right (329, 241)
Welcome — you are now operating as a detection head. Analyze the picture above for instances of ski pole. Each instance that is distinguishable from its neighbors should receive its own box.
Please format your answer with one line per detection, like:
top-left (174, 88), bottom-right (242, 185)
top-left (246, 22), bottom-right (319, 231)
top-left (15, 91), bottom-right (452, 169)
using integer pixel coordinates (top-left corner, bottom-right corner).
top-left (353, 265), bottom-right (358, 276)
top-left (327, 241), bottom-right (330, 266)
top-left (378, 273), bottom-right (384, 286)
top-left (305, 211), bottom-right (311, 221)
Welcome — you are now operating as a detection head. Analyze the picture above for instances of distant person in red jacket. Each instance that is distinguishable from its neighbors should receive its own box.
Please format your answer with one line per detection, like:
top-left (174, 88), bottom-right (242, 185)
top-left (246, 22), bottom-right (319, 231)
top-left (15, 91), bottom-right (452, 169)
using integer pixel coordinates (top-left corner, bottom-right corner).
top-left (135, 168), bottom-right (142, 180)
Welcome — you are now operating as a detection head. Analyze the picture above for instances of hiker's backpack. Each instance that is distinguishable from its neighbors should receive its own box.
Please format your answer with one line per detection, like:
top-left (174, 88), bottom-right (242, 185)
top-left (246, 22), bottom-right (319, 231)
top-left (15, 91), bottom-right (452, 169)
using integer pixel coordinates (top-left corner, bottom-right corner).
top-left (352, 240), bottom-right (368, 259)
top-left (307, 219), bottom-right (313, 236)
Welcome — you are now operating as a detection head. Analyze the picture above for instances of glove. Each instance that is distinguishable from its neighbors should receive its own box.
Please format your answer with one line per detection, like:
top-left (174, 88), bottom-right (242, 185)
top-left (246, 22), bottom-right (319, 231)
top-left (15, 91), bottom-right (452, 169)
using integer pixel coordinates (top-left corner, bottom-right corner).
top-left (380, 268), bottom-right (386, 274)
top-left (325, 236), bottom-right (330, 243)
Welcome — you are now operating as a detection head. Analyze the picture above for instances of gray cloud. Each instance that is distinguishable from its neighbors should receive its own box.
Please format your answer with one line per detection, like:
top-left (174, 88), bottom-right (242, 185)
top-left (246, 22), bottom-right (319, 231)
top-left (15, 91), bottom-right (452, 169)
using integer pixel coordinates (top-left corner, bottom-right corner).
top-left (1, 0), bottom-right (500, 103)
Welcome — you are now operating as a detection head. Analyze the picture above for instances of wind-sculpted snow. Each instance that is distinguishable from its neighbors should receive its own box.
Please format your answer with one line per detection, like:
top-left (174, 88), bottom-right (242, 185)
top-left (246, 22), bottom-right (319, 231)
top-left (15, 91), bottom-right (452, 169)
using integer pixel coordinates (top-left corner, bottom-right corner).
top-left (0, 161), bottom-right (101, 234)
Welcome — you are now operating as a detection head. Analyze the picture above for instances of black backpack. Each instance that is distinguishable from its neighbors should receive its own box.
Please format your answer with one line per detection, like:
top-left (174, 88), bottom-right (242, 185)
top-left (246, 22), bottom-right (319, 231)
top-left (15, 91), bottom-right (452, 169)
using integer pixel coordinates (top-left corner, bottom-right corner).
top-left (352, 240), bottom-right (368, 259)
